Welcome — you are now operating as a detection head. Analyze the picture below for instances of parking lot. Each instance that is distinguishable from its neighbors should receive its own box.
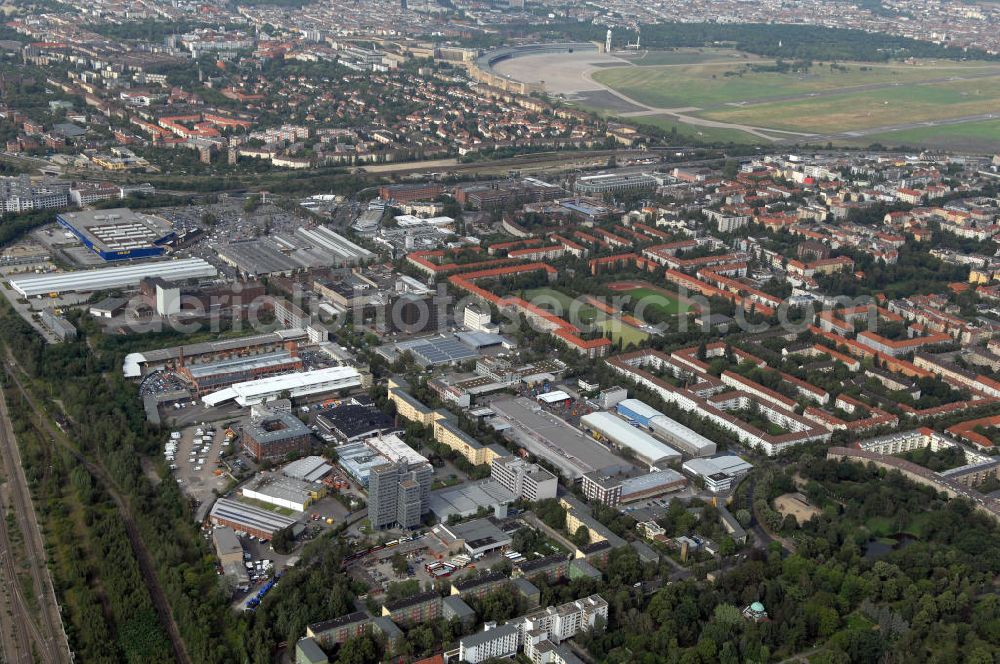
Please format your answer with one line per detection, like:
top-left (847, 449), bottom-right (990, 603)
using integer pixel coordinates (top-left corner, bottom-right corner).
top-left (621, 489), bottom-right (701, 522)
top-left (223, 529), bottom-right (304, 610)
top-left (158, 198), bottom-right (319, 278)
top-left (168, 424), bottom-right (234, 505)
top-left (348, 535), bottom-right (452, 596)
top-left (139, 369), bottom-right (190, 399)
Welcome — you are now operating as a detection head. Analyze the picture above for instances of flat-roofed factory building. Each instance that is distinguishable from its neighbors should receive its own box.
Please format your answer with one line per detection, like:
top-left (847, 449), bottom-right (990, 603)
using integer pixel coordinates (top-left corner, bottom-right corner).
top-left (489, 397), bottom-right (630, 481)
top-left (615, 399), bottom-right (717, 457)
top-left (122, 329), bottom-right (306, 378)
top-left (579, 411), bottom-right (681, 469)
top-left (57, 208), bottom-right (176, 261)
top-left (241, 472), bottom-right (324, 511)
top-left (10, 257), bottom-right (217, 298)
top-left (201, 366), bottom-right (364, 408)
top-left (581, 468), bottom-right (687, 507)
top-left (682, 455), bottom-right (753, 493)
top-left (178, 350), bottom-right (303, 395)
top-left (208, 498), bottom-right (296, 540)
top-left (242, 412), bottom-right (315, 460)
top-left (316, 399), bottom-right (396, 443)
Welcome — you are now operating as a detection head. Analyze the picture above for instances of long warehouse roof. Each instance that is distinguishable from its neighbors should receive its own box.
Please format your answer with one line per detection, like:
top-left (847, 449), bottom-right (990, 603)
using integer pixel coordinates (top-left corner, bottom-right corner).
top-left (295, 226), bottom-right (374, 261)
top-left (210, 497), bottom-right (296, 532)
top-left (580, 411), bottom-right (681, 465)
top-left (203, 366), bottom-right (362, 406)
top-left (617, 398), bottom-right (662, 420)
top-left (10, 258), bottom-right (217, 297)
top-left (123, 329), bottom-right (306, 377)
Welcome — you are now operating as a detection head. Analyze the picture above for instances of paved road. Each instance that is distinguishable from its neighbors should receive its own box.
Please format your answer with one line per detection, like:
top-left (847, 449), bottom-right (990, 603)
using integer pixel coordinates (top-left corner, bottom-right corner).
top-left (4, 353), bottom-right (193, 664)
top-left (0, 383), bottom-right (72, 663)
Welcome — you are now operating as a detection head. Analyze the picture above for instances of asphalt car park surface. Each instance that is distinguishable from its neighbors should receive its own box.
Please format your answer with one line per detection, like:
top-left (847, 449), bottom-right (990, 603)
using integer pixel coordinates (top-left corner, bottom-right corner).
top-left (170, 424), bottom-right (232, 504)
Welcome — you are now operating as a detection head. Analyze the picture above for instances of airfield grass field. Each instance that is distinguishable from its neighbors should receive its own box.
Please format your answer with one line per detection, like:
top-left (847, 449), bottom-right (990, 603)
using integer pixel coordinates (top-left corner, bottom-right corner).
top-left (576, 52), bottom-right (1000, 148)
top-left (698, 75), bottom-right (1000, 133)
top-left (628, 114), bottom-right (766, 144)
top-left (591, 60), bottom-right (1000, 110)
top-left (856, 119), bottom-right (1000, 151)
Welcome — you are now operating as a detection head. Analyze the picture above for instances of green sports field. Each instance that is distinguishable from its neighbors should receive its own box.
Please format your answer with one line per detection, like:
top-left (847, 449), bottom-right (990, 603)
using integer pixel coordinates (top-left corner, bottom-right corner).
top-left (600, 319), bottom-right (649, 348)
top-left (524, 287), bottom-right (651, 345)
top-left (624, 287), bottom-right (691, 316)
top-left (524, 287), bottom-right (598, 324)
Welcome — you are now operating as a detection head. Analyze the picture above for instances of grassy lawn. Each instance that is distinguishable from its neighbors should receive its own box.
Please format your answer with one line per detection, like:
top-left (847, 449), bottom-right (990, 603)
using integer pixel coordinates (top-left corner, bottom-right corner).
top-left (864, 516), bottom-right (895, 538)
top-left (699, 76), bottom-right (1000, 133)
top-left (524, 287), bottom-right (598, 323)
top-left (844, 612), bottom-right (876, 631)
top-left (853, 118), bottom-right (1000, 151)
top-left (632, 114), bottom-right (765, 144)
top-left (625, 287), bottom-right (690, 315)
top-left (592, 60), bottom-right (1000, 109)
top-left (600, 319), bottom-right (648, 347)
top-left (901, 511), bottom-right (937, 539)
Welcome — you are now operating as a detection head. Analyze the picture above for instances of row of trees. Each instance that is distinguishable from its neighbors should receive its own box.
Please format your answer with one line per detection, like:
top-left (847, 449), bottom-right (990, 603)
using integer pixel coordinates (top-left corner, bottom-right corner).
top-left (2, 380), bottom-right (173, 663)
top-left (0, 303), bottom-right (248, 662)
top-left (546, 21), bottom-right (991, 62)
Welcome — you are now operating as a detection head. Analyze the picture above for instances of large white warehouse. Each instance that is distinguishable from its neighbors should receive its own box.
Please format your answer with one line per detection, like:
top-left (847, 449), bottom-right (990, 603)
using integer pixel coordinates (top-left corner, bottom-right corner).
top-left (9, 258), bottom-right (217, 297)
top-left (294, 226), bottom-right (374, 264)
top-left (202, 366), bottom-right (363, 407)
top-left (580, 411), bottom-right (681, 468)
top-left (616, 398), bottom-right (717, 457)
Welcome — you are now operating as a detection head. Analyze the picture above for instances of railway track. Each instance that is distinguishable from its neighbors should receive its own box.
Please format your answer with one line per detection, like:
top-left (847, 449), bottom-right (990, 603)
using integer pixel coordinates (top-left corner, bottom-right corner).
top-left (0, 510), bottom-right (35, 663)
top-left (0, 384), bottom-right (71, 663)
top-left (3, 355), bottom-right (191, 664)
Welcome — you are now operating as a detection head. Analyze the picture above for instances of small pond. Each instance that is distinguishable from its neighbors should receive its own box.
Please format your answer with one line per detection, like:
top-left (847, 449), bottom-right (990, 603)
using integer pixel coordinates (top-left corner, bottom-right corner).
top-left (863, 533), bottom-right (917, 561)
